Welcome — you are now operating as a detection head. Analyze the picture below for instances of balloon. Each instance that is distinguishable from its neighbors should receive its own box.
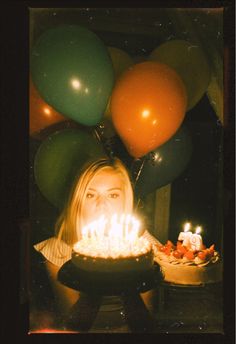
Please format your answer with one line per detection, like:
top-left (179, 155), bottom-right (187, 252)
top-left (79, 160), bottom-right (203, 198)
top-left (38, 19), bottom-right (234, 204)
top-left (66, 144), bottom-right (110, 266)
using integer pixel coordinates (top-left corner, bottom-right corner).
top-left (31, 119), bottom-right (84, 141)
top-left (110, 61), bottom-right (187, 158)
top-left (34, 129), bottom-right (105, 209)
top-left (134, 125), bottom-right (192, 197)
top-left (149, 40), bottom-right (211, 111)
top-left (93, 118), bottom-right (134, 168)
top-left (31, 25), bottom-right (114, 126)
top-left (104, 96), bottom-right (112, 119)
top-left (108, 47), bottom-right (134, 80)
top-left (30, 138), bottom-right (60, 240)
top-left (94, 118), bottom-right (116, 142)
top-left (105, 48), bottom-right (134, 120)
top-left (30, 78), bottom-right (66, 136)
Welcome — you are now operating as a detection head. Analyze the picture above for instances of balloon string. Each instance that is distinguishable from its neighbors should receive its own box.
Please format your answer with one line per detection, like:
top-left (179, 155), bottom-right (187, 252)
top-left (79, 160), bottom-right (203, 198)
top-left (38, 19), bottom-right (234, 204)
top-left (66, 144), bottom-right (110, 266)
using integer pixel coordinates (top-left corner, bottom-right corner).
top-left (95, 126), bottom-right (146, 210)
top-left (93, 127), bottom-right (115, 158)
top-left (93, 127), bottom-right (101, 143)
top-left (133, 156), bottom-right (146, 186)
top-left (132, 156), bottom-right (146, 211)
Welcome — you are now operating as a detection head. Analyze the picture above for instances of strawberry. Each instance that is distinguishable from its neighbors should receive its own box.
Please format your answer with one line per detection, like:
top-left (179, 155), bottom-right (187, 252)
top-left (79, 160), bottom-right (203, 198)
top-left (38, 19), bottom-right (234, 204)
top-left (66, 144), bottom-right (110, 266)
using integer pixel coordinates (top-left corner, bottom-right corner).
top-left (166, 240), bottom-right (175, 248)
top-left (177, 242), bottom-right (188, 254)
top-left (197, 251), bottom-right (207, 260)
top-left (164, 246), bottom-right (172, 256)
top-left (159, 245), bottom-right (166, 252)
top-left (184, 250), bottom-right (195, 260)
top-left (209, 244), bottom-right (215, 252)
top-left (207, 248), bottom-right (214, 257)
top-left (173, 250), bottom-right (183, 259)
top-left (202, 249), bottom-right (211, 259)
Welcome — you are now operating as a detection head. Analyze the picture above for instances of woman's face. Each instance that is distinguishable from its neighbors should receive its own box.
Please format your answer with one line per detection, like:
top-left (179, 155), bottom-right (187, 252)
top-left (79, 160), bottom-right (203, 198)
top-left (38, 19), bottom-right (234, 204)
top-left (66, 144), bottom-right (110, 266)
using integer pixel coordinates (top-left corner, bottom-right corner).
top-left (82, 169), bottom-right (125, 225)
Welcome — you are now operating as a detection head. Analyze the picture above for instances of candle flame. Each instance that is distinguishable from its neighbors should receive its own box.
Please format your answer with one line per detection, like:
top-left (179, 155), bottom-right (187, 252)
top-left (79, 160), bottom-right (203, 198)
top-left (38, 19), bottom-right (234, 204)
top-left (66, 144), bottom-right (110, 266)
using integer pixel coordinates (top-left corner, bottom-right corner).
top-left (74, 213), bottom-right (151, 258)
top-left (82, 214), bottom-right (140, 241)
top-left (195, 226), bottom-right (202, 235)
top-left (184, 222), bottom-right (191, 232)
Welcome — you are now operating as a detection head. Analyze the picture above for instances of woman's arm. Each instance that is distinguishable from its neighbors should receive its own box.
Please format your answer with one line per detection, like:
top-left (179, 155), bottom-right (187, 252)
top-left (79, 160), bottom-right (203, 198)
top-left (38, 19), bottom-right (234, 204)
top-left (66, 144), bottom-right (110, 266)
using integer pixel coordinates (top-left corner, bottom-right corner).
top-left (45, 260), bottom-right (80, 314)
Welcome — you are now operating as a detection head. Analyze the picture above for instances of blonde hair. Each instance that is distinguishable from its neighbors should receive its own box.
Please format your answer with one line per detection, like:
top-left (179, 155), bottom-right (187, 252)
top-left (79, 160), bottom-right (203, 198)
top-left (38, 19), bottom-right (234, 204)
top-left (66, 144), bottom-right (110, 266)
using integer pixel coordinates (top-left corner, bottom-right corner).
top-left (55, 157), bottom-right (134, 246)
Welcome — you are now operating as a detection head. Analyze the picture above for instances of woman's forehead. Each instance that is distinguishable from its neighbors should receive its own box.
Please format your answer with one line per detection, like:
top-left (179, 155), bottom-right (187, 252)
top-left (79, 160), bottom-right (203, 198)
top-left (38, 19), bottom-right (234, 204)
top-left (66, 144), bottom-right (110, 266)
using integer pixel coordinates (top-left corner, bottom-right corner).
top-left (88, 169), bottom-right (124, 189)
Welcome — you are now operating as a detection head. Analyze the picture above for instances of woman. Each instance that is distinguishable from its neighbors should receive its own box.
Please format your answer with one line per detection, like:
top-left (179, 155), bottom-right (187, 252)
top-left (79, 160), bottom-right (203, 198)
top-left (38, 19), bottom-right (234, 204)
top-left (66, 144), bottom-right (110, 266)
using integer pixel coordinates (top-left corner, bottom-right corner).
top-left (34, 157), bottom-right (161, 331)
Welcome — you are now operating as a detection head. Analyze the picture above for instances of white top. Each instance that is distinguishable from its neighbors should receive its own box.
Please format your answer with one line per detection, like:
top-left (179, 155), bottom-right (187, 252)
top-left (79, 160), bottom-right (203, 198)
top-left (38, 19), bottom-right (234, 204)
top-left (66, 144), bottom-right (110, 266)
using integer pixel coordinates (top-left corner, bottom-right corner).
top-left (34, 237), bottom-right (72, 267)
top-left (34, 230), bottom-right (161, 267)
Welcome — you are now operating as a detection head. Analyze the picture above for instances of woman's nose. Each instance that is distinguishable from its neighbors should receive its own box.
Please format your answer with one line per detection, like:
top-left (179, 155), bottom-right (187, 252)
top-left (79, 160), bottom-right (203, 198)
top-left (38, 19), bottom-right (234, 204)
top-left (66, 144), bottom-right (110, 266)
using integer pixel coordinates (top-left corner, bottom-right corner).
top-left (96, 195), bottom-right (107, 208)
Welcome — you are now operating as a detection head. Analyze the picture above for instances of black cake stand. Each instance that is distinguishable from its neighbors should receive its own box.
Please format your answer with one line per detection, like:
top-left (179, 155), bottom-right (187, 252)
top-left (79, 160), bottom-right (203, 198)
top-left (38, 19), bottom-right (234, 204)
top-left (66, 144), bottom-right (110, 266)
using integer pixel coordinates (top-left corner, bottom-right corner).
top-left (57, 260), bottom-right (163, 332)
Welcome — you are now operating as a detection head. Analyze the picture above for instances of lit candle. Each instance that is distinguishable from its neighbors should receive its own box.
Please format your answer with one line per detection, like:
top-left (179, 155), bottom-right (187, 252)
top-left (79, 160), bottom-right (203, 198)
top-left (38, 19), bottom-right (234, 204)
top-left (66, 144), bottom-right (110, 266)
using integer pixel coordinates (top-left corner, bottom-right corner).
top-left (90, 222), bottom-right (97, 245)
top-left (99, 215), bottom-right (106, 238)
top-left (190, 226), bottom-right (203, 251)
top-left (119, 214), bottom-right (125, 238)
top-left (82, 225), bottom-right (88, 240)
top-left (76, 213), bottom-right (149, 258)
top-left (178, 222), bottom-right (193, 248)
top-left (125, 214), bottom-right (131, 240)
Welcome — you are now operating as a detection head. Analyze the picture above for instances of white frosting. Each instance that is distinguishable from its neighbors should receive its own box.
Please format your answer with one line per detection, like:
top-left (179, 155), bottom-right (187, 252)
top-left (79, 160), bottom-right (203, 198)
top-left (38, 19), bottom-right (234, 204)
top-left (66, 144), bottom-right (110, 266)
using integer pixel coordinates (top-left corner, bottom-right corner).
top-left (73, 235), bottom-right (151, 259)
top-left (155, 250), bottom-right (220, 267)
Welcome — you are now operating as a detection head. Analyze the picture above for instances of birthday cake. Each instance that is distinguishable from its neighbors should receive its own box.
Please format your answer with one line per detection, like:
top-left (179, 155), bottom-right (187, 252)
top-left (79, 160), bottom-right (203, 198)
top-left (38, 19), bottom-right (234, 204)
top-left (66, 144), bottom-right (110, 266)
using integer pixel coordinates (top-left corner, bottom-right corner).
top-left (72, 236), bottom-right (154, 273)
top-left (72, 214), bottom-right (154, 273)
top-left (154, 239), bottom-right (222, 285)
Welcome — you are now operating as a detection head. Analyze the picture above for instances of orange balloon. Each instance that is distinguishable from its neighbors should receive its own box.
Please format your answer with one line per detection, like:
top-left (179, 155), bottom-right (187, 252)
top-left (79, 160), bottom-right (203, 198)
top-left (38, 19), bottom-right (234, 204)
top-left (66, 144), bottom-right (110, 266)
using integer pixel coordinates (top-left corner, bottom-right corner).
top-left (110, 62), bottom-right (187, 158)
top-left (105, 48), bottom-right (134, 121)
top-left (30, 78), bottom-right (66, 136)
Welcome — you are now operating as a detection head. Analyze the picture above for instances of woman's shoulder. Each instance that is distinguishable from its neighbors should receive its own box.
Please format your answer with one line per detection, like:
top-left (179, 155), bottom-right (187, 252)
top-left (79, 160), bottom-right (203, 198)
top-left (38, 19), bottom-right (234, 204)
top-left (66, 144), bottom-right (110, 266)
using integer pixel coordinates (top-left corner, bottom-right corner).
top-left (34, 237), bottom-right (72, 267)
top-left (142, 230), bottom-right (162, 250)
top-left (34, 236), bottom-right (69, 250)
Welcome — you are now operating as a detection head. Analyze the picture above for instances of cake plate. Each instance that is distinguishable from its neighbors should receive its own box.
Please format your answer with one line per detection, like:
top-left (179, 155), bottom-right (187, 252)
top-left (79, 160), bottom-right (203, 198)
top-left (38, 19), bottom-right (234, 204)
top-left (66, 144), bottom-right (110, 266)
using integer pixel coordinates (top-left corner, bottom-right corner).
top-left (58, 260), bottom-right (163, 295)
top-left (57, 260), bottom-right (163, 332)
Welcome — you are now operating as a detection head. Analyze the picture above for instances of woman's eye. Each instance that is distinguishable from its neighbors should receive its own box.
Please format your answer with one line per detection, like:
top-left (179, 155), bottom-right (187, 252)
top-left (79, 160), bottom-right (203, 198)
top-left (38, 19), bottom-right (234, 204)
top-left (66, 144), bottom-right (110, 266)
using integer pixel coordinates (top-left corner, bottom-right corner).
top-left (86, 193), bottom-right (95, 199)
top-left (108, 193), bottom-right (120, 199)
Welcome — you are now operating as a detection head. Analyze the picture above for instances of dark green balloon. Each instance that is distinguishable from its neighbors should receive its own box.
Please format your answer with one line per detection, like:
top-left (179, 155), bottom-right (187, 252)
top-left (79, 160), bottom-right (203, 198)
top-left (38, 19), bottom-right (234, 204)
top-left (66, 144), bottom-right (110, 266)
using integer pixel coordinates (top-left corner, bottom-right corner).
top-left (31, 25), bottom-right (114, 126)
top-left (34, 129), bottom-right (105, 209)
top-left (134, 125), bottom-right (192, 197)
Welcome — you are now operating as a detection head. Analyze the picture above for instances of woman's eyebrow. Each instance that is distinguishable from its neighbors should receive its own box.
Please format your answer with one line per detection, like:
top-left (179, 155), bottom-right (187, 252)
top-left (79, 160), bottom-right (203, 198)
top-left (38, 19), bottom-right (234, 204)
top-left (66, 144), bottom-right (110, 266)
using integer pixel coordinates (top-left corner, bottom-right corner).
top-left (107, 188), bottom-right (122, 191)
top-left (87, 187), bottom-right (122, 191)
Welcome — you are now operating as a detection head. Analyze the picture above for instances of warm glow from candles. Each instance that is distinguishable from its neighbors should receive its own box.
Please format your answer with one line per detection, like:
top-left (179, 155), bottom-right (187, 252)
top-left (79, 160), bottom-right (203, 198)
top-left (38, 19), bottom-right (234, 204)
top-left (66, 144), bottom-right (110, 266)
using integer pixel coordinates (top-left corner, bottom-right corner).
top-left (184, 222), bottom-right (191, 232)
top-left (74, 213), bottom-right (151, 258)
top-left (195, 226), bottom-right (202, 234)
top-left (178, 221), bottom-right (203, 251)
top-left (178, 222), bottom-right (193, 247)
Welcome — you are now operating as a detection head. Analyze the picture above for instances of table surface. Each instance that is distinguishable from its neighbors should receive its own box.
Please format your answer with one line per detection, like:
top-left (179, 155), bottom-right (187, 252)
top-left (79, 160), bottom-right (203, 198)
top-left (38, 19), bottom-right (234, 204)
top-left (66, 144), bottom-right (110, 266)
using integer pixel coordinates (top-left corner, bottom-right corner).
top-left (150, 281), bottom-right (223, 334)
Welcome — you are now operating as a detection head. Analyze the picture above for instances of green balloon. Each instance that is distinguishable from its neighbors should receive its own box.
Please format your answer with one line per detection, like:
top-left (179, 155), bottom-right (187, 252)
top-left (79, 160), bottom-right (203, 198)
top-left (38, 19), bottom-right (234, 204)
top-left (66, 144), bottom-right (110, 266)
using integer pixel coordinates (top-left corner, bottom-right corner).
top-left (31, 25), bottom-right (114, 126)
top-left (134, 125), bottom-right (192, 197)
top-left (34, 129), bottom-right (105, 209)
